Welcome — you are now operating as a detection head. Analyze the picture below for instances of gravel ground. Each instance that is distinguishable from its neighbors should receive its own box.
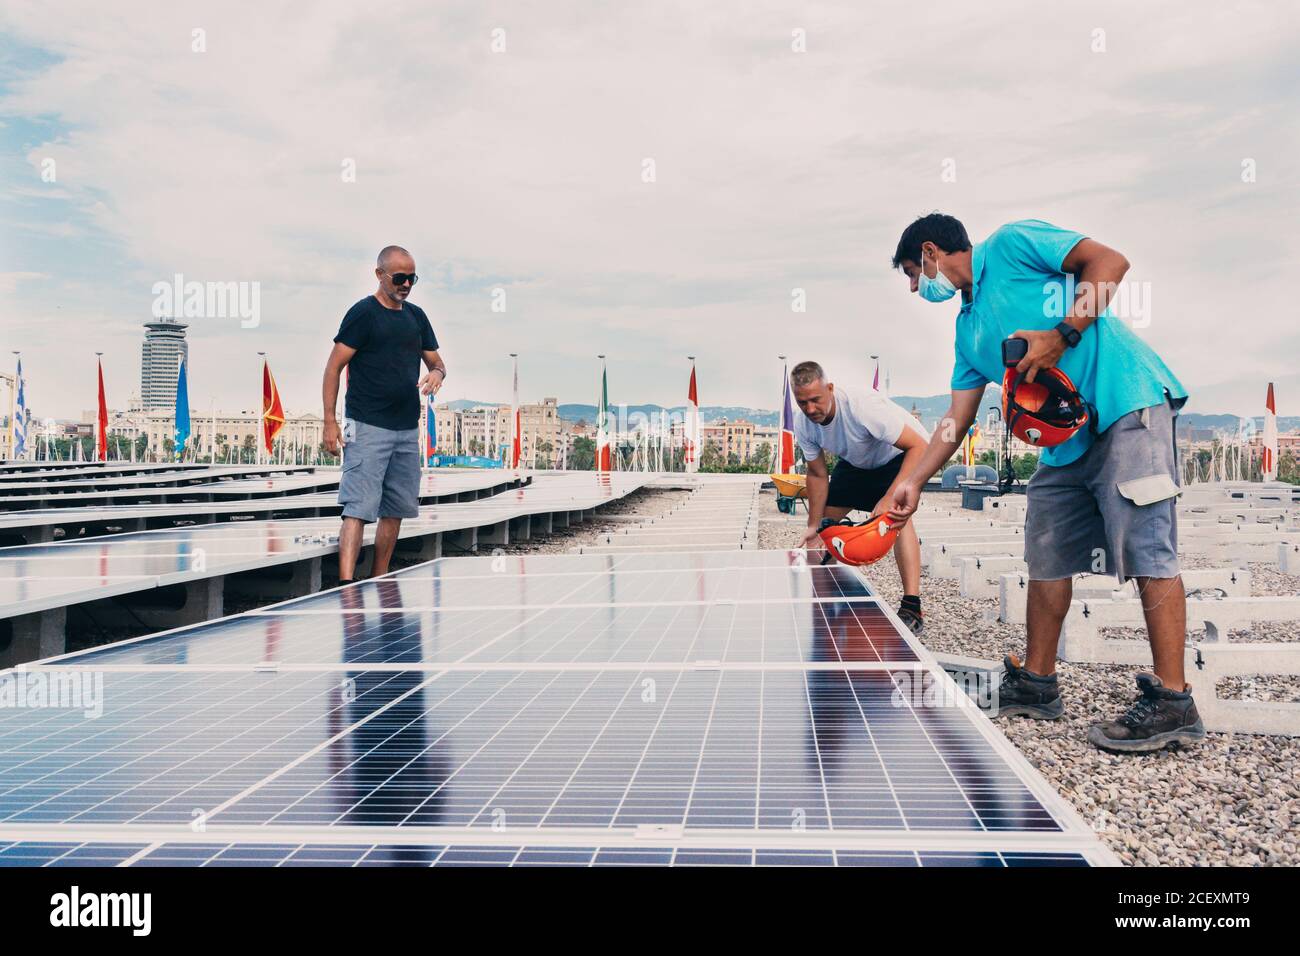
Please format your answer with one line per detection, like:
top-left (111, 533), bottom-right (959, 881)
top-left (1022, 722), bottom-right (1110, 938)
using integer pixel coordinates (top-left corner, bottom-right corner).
top-left (754, 487), bottom-right (1300, 867)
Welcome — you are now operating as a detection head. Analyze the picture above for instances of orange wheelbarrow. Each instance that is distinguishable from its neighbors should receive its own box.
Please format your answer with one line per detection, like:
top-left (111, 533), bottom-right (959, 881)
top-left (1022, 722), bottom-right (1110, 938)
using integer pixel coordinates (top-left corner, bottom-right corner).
top-left (770, 473), bottom-right (807, 514)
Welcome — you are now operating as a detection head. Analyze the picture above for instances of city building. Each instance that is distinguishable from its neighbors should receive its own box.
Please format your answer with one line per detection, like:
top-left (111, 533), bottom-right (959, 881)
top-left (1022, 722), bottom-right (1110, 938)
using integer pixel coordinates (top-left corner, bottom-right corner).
top-left (430, 404), bottom-right (462, 455)
top-left (459, 405), bottom-right (512, 458)
top-left (702, 418), bottom-right (757, 462)
top-left (753, 424), bottom-right (779, 459)
top-left (140, 318), bottom-right (189, 411)
top-left (519, 397), bottom-right (562, 467)
top-left (426, 400), bottom-right (564, 465)
top-left (141, 409), bottom-right (324, 460)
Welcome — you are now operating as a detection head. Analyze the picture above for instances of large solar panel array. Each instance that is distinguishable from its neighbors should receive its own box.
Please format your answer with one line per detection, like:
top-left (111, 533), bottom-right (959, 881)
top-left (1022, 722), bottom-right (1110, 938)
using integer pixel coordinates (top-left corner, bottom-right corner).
top-left (0, 467), bottom-right (518, 541)
top-left (0, 473), bottom-right (641, 621)
top-left (0, 547), bottom-right (1118, 866)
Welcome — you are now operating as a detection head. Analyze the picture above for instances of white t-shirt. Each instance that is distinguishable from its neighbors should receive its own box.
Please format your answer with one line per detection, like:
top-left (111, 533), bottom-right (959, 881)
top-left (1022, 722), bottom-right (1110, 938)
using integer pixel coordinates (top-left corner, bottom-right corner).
top-left (794, 385), bottom-right (930, 470)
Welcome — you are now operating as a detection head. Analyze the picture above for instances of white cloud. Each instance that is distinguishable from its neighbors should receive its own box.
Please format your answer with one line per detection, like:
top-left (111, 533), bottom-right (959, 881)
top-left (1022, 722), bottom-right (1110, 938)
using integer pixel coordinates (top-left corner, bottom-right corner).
top-left (0, 270), bottom-right (47, 292)
top-left (1, 0), bottom-right (1297, 419)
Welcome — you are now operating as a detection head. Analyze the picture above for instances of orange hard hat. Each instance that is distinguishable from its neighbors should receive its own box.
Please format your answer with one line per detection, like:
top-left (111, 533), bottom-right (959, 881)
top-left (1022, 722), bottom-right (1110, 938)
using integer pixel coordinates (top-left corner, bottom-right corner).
top-left (1001, 367), bottom-right (1090, 448)
top-left (818, 515), bottom-right (899, 567)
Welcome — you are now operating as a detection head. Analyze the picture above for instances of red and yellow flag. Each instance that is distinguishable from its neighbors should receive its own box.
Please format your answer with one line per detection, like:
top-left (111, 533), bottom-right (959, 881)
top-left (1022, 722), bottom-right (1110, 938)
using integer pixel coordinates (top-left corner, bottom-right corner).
top-left (262, 360), bottom-right (285, 454)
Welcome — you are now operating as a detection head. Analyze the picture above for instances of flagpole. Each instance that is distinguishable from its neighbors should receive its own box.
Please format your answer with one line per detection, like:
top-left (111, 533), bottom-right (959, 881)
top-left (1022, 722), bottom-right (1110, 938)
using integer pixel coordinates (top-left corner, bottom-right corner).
top-left (778, 354), bottom-right (786, 473)
top-left (10, 351), bottom-right (20, 461)
top-left (510, 352), bottom-right (520, 473)
top-left (94, 351), bottom-right (107, 462)
top-left (685, 356), bottom-right (699, 474)
top-left (256, 352), bottom-right (266, 466)
top-left (596, 354), bottom-right (603, 474)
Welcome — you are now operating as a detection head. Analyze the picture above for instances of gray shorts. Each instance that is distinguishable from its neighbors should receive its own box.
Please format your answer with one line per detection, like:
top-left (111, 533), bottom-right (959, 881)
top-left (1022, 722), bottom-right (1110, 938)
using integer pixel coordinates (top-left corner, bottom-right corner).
top-left (338, 419), bottom-right (421, 523)
top-left (1024, 395), bottom-right (1183, 582)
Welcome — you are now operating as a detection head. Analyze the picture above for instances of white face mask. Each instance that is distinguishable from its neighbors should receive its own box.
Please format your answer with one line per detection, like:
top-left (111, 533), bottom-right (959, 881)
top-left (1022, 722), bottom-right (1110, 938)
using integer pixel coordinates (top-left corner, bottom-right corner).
top-left (917, 248), bottom-right (958, 302)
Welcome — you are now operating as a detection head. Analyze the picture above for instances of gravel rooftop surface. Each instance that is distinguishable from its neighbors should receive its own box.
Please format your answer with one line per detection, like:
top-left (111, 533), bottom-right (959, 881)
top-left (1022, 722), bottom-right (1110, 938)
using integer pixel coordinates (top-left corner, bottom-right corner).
top-left (755, 487), bottom-right (1299, 866)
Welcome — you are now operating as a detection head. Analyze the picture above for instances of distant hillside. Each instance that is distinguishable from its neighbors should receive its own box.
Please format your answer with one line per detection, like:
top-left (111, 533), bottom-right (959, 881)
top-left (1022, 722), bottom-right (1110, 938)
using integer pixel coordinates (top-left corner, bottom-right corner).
top-left (1179, 413), bottom-right (1300, 433)
top-left (448, 393), bottom-right (1298, 435)
top-left (557, 404), bottom-right (780, 426)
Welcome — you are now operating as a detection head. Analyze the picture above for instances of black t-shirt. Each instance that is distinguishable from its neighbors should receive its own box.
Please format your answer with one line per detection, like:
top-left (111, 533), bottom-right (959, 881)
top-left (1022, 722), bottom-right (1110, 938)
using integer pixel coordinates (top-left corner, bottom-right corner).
top-left (334, 296), bottom-right (439, 430)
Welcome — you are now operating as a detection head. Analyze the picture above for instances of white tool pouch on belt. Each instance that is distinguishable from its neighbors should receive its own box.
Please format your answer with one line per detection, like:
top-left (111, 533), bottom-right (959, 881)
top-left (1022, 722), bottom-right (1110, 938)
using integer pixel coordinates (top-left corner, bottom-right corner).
top-left (1116, 474), bottom-right (1181, 506)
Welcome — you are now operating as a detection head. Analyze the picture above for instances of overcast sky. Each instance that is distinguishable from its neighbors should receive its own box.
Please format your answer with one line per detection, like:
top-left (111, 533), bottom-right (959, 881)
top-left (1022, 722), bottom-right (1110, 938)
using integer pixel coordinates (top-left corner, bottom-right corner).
top-left (2, 1), bottom-right (1297, 421)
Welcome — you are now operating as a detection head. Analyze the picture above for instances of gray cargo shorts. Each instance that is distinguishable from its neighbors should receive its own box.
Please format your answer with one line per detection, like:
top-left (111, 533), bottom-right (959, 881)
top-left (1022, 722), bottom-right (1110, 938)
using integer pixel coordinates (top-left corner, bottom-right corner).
top-left (1024, 394), bottom-right (1183, 582)
top-left (338, 419), bottom-right (421, 523)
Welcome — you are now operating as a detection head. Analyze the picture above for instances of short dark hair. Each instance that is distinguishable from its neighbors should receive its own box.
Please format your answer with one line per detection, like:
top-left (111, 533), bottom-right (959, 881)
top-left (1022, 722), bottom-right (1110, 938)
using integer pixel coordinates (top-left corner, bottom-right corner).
top-left (891, 213), bottom-right (971, 269)
top-left (790, 361), bottom-right (825, 387)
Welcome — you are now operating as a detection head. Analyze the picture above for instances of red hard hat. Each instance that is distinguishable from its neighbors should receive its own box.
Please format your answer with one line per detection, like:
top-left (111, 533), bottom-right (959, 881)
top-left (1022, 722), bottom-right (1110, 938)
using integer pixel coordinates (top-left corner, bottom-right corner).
top-left (818, 515), bottom-right (899, 567)
top-left (1001, 367), bottom-right (1090, 448)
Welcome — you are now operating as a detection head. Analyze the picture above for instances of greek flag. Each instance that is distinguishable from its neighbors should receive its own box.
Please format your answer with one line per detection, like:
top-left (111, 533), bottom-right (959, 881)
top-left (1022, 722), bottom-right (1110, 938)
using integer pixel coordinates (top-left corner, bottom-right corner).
top-left (13, 358), bottom-right (26, 457)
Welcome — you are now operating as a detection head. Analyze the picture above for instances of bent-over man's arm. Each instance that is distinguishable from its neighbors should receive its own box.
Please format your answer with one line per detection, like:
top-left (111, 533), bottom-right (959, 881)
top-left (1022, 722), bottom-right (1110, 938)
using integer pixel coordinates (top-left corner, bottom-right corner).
top-left (801, 451), bottom-right (830, 549)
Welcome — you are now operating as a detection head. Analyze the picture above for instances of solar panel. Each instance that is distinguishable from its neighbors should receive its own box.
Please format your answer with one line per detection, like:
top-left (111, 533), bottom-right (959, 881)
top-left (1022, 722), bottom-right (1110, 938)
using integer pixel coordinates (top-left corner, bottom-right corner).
top-left (0, 840), bottom-right (1095, 867)
top-left (0, 473), bottom-right (647, 621)
top-left (1, 543), bottom-right (1118, 866)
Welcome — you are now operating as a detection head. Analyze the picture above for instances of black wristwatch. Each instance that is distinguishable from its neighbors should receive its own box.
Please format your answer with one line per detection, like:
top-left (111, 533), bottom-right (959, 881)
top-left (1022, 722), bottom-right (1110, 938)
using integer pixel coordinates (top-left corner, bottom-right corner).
top-left (1054, 321), bottom-right (1081, 348)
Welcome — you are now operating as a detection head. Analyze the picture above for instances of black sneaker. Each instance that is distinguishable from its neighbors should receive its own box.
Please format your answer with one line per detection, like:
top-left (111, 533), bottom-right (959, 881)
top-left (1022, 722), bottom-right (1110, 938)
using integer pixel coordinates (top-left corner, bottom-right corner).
top-left (992, 655), bottom-right (1064, 720)
top-left (897, 604), bottom-right (924, 636)
top-left (1087, 673), bottom-right (1206, 754)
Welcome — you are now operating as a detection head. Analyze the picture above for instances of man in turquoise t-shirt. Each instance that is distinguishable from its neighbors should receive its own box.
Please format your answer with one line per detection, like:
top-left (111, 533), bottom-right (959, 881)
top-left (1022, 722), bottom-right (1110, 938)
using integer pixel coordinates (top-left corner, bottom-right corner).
top-left (886, 213), bottom-right (1203, 755)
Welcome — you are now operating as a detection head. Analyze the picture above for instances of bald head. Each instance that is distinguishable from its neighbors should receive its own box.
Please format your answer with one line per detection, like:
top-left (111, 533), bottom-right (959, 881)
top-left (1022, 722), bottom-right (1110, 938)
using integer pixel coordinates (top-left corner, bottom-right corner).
top-left (377, 245), bottom-right (412, 270)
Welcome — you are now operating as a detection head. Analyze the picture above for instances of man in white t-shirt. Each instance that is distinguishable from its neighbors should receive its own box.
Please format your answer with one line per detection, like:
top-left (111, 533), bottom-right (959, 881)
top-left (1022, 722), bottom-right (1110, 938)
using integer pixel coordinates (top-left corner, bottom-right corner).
top-left (792, 361), bottom-right (931, 634)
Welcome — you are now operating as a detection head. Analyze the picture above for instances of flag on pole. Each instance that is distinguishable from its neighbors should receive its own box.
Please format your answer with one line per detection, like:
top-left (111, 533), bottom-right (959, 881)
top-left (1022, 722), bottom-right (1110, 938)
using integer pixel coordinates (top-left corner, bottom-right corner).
top-left (425, 392), bottom-right (438, 465)
top-left (174, 358), bottom-right (191, 461)
top-left (13, 358), bottom-right (26, 458)
top-left (685, 361), bottom-right (700, 473)
top-left (1262, 382), bottom-right (1278, 481)
top-left (963, 423), bottom-right (982, 466)
top-left (595, 358), bottom-right (611, 473)
top-left (510, 355), bottom-right (522, 469)
top-left (778, 363), bottom-right (796, 473)
top-left (872, 359), bottom-right (880, 391)
top-left (96, 357), bottom-right (109, 462)
top-left (262, 360), bottom-right (285, 455)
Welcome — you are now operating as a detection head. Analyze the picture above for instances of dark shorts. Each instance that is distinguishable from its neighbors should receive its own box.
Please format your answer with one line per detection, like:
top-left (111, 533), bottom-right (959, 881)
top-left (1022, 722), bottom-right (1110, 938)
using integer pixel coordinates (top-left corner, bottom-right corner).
top-left (826, 454), bottom-right (904, 512)
top-left (338, 419), bottom-right (421, 523)
top-left (1024, 395), bottom-right (1183, 582)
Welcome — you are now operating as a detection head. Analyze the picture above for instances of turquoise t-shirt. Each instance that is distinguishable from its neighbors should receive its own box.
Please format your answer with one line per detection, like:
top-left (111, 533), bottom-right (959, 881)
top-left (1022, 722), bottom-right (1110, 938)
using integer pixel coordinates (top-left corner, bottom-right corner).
top-left (950, 219), bottom-right (1187, 466)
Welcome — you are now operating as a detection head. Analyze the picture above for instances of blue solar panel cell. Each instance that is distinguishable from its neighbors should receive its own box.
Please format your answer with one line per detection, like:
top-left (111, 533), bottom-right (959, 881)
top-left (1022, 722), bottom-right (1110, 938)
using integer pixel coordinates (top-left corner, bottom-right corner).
top-left (166, 668), bottom-right (1053, 834)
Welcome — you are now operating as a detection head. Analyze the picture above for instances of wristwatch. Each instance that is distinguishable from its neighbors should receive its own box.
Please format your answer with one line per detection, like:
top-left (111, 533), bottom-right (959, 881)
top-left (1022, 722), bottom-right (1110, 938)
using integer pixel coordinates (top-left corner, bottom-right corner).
top-left (1054, 321), bottom-right (1082, 348)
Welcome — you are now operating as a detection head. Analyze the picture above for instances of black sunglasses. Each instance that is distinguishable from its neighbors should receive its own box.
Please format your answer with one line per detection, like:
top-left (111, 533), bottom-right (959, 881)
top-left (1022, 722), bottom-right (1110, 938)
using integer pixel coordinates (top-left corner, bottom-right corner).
top-left (386, 272), bottom-right (418, 286)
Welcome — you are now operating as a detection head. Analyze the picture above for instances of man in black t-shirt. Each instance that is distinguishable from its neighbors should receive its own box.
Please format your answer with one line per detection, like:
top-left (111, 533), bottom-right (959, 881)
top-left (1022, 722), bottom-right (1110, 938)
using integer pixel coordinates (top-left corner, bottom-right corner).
top-left (322, 245), bottom-right (446, 584)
